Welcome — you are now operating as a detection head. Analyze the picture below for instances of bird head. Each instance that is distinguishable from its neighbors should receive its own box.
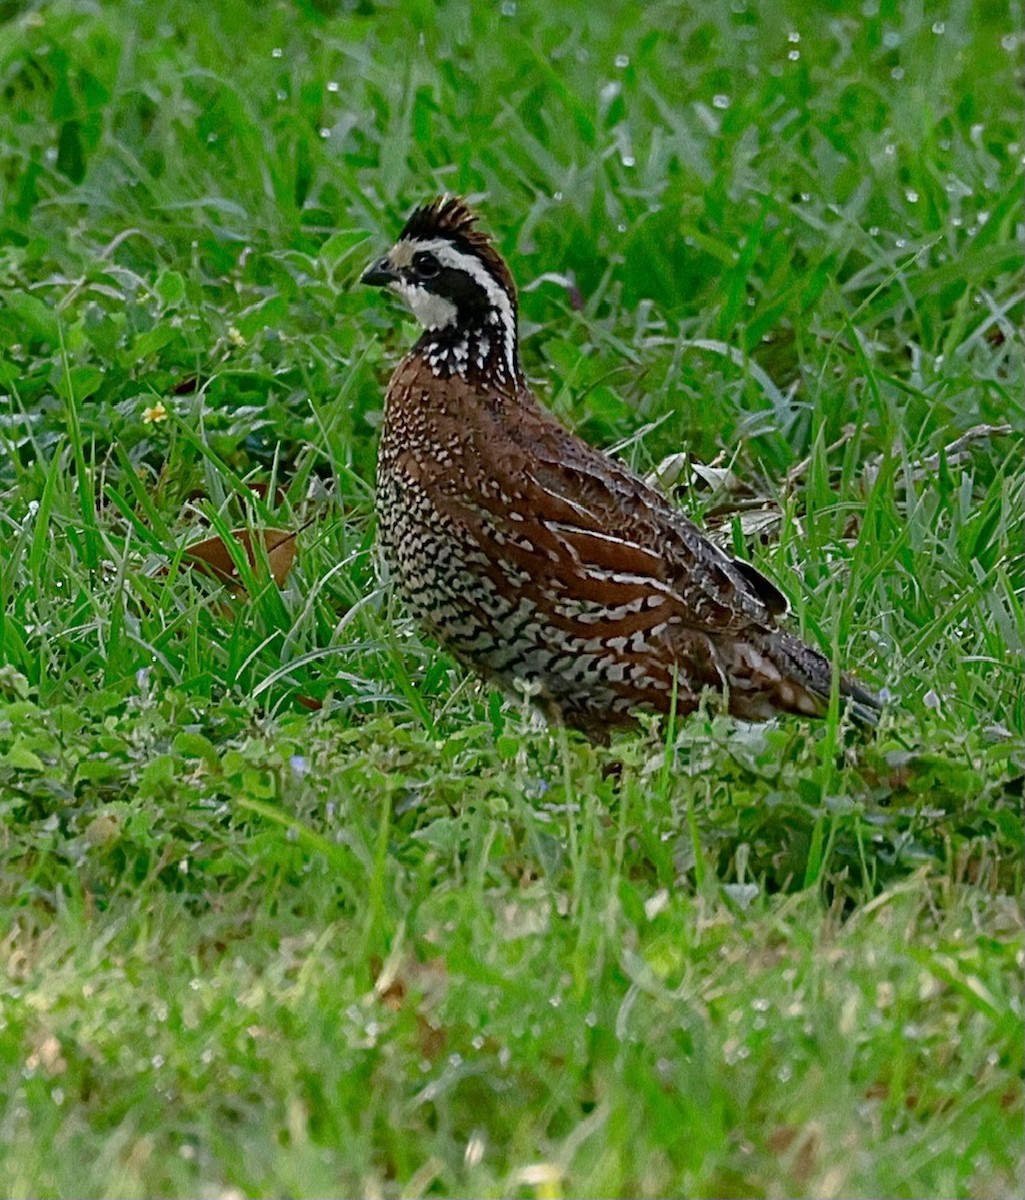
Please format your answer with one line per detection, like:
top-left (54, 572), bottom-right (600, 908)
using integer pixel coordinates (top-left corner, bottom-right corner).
top-left (362, 196), bottom-right (521, 383)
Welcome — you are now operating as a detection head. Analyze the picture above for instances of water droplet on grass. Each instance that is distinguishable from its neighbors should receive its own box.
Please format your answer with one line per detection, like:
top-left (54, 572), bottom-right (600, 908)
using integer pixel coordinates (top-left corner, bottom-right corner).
top-left (614, 53), bottom-right (630, 68)
top-left (712, 93), bottom-right (731, 109)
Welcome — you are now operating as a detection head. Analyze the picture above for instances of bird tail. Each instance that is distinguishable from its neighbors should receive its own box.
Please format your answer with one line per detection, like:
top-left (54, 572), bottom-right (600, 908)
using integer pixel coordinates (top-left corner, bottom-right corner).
top-left (727, 629), bottom-right (883, 730)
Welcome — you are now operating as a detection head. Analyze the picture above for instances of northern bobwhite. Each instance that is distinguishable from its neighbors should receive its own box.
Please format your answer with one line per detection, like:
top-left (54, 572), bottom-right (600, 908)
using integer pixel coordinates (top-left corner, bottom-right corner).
top-left (362, 197), bottom-right (881, 741)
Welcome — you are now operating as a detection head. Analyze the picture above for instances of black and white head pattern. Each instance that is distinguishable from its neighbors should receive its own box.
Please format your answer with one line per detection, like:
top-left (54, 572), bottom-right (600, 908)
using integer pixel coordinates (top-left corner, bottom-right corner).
top-left (368, 197), bottom-right (522, 386)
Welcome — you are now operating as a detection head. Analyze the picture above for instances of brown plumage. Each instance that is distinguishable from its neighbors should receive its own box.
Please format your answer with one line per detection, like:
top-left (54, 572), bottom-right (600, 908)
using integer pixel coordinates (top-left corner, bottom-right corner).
top-left (362, 197), bottom-right (881, 740)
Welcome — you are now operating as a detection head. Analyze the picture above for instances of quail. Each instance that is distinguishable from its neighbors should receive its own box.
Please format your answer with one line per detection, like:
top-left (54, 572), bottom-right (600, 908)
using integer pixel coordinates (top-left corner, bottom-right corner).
top-left (361, 197), bottom-right (880, 741)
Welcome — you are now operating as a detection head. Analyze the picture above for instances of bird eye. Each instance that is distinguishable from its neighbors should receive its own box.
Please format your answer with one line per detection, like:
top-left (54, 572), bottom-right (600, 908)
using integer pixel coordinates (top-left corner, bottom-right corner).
top-left (412, 251), bottom-right (440, 278)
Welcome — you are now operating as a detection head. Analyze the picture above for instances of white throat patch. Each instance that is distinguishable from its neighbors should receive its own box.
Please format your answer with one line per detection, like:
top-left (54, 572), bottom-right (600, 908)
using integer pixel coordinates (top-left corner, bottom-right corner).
top-left (393, 280), bottom-right (458, 330)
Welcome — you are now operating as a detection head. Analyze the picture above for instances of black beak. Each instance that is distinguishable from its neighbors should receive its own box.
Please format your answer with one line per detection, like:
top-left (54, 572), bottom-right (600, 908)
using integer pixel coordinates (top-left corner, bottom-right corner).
top-left (361, 257), bottom-right (399, 287)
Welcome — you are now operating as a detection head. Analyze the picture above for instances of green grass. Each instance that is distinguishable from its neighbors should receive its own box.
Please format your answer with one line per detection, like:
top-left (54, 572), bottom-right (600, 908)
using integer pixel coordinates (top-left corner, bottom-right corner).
top-left (0, 0), bottom-right (1022, 1196)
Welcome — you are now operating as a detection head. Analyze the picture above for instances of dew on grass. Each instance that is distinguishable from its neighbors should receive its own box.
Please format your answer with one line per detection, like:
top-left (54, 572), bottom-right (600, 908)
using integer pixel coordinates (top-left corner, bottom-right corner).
top-left (788, 31), bottom-right (800, 42)
top-left (712, 93), bottom-right (731, 109)
top-left (326, 80), bottom-right (339, 92)
top-left (777, 1063), bottom-right (793, 1083)
top-left (471, 1034), bottom-right (485, 1050)
top-left (319, 128), bottom-right (331, 139)
top-left (151, 1054), bottom-right (165, 1068)
top-left (276, 89), bottom-right (287, 101)
top-left (891, 66), bottom-right (904, 80)
top-left (621, 154), bottom-right (635, 167)
top-left (1002, 33), bottom-right (1020, 51)
top-left (271, 47), bottom-right (283, 58)
top-left (905, 189), bottom-right (919, 203)
top-left (501, 0), bottom-right (517, 15)
top-left (932, 21), bottom-right (945, 34)
top-left (868, 225), bottom-right (880, 235)
top-left (51, 1087), bottom-right (64, 1106)
top-left (895, 237), bottom-right (906, 248)
top-left (464, 1133), bottom-right (485, 1167)
top-left (723, 1037), bottom-right (751, 1064)
top-left (614, 54), bottom-right (630, 68)
top-left (788, 49), bottom-right (800, 61)
top-left (752, 997), bottom-right (770, 1012)
top-left (883, 30), bottom-right (900, 48)
top-left (585, 1012), bottom-right (598, 1027)
top-left (617, 222), bottom-right (627, 232)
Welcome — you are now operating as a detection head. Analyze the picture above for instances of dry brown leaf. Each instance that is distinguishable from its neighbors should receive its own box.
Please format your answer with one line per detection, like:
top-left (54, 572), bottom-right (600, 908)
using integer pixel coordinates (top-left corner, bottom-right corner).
top-left (183, 528), bottom-right (298, 594)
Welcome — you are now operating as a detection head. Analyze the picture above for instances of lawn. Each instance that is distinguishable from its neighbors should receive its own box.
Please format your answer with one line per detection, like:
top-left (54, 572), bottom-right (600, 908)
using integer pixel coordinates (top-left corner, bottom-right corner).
top-left (0, 0), bottom-right (1022, 1196)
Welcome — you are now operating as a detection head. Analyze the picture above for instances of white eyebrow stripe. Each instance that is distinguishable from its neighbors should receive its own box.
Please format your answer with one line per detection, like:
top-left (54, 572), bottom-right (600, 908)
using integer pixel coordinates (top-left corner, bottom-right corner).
top-left (400, 236), bottom-right (518, 380)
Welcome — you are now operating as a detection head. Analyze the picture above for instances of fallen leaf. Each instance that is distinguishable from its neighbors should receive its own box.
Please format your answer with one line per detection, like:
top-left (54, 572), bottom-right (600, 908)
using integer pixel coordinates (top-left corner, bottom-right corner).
top-left (182, 527), bottom-right (298, 594)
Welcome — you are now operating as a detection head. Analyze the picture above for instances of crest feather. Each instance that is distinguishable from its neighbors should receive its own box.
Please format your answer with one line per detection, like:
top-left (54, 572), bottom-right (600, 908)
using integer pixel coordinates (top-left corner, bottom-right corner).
top-left (400, 195), bottom-right (480, 242)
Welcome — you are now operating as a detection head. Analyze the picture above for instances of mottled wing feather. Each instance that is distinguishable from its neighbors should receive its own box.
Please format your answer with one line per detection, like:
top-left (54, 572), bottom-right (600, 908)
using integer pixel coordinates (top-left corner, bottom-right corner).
top-left (506, 407), bottom-right (786, 634)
